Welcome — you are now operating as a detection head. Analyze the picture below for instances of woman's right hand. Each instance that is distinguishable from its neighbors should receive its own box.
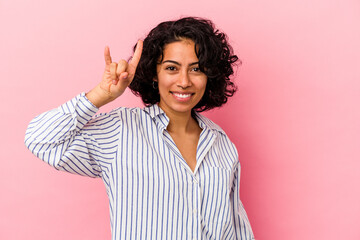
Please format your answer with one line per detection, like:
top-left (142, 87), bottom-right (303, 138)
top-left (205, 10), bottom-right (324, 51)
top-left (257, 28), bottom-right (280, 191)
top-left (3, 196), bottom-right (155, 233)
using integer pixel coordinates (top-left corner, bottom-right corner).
top-left (86, 40), bottom-right (143, 108)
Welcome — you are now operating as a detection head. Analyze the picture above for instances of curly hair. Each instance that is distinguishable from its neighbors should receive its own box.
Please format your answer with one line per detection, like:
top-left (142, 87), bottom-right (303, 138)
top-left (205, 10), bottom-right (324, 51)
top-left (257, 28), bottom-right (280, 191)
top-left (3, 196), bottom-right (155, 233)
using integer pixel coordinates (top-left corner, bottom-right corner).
top-left (129, 17), bottom-right (239, 112)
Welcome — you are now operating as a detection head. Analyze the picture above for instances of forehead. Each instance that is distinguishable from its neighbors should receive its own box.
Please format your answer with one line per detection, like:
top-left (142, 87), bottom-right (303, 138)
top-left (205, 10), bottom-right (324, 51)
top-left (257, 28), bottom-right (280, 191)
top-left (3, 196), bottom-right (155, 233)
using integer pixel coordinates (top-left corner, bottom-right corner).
top-left (161, 39), bottom-right (198, 61)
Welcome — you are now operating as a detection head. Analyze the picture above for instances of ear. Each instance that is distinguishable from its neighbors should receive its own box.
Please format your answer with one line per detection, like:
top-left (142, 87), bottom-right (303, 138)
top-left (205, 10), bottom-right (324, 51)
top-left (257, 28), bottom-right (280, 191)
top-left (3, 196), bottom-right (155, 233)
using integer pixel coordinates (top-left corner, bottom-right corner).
top-left (153, 77), bottom-right (158, 82)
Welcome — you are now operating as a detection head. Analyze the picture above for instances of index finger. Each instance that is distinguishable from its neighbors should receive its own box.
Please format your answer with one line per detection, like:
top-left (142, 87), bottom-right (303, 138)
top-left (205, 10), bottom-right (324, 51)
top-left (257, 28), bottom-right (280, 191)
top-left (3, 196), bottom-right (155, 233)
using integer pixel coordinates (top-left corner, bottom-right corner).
top-left (104, 46), bottom-right (112, 66)
top-left (129, 40), bottom-right (143, 69)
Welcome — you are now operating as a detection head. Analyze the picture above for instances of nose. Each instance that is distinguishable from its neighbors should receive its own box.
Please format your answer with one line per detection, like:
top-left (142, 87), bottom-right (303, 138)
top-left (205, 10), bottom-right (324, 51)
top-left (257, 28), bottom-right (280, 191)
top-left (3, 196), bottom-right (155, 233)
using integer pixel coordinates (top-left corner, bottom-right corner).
top-left (177, 70), bottom-right (192, 89)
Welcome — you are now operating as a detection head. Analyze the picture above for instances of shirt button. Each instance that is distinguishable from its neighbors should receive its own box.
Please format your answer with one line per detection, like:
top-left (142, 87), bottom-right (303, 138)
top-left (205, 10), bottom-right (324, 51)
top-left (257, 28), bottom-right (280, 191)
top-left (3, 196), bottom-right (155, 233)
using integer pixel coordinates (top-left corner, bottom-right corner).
top-left (192, 209), bottom-right (197, 214)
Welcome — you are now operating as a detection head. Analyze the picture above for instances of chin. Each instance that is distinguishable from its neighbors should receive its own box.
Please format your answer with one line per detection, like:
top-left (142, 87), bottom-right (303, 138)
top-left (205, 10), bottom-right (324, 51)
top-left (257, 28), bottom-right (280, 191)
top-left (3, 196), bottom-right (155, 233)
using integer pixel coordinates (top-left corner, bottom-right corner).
top-left (170, 104), bottom-right (194, 113)
top-left (159, 100), bottom-right (196, 114)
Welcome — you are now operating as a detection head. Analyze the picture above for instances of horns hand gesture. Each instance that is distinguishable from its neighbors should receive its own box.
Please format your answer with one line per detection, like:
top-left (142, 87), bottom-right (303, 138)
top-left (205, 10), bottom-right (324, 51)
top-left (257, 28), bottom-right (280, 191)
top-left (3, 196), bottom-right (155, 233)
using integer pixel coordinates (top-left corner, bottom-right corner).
top-left (86, 40), bottom-right (143, 108)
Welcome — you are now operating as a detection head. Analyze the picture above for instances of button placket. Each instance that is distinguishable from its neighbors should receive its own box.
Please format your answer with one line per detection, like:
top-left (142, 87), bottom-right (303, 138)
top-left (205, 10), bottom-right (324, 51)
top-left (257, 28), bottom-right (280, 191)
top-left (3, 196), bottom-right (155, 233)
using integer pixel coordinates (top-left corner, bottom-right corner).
top-left (190, 175), bottom-right (201, 240)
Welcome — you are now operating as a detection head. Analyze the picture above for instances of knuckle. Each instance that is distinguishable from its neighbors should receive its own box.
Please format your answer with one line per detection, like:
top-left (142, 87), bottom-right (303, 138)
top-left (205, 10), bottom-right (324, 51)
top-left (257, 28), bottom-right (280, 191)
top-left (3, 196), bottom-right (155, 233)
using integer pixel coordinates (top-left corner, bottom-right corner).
top-left (118, 59), bottom-right (128, 69)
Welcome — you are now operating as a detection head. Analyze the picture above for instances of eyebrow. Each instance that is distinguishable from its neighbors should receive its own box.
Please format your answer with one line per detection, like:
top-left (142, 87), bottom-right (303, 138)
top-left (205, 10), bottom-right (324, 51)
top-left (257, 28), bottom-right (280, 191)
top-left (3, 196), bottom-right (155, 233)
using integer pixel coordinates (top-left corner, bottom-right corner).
top-left (162, 60), bottom-right (199, 66)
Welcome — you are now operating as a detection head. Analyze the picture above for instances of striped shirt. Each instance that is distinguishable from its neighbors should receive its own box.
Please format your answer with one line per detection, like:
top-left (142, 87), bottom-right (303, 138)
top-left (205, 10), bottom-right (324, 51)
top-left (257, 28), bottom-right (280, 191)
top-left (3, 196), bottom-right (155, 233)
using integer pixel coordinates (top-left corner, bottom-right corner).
top-left (25, 93), bottom-right (254, 240)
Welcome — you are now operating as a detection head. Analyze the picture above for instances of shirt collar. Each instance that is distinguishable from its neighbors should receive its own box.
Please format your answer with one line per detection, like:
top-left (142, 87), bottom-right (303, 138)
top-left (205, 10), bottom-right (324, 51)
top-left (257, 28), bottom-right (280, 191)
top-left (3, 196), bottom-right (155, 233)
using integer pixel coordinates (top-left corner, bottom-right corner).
top-left (143, 104), bottom-right (225, 134)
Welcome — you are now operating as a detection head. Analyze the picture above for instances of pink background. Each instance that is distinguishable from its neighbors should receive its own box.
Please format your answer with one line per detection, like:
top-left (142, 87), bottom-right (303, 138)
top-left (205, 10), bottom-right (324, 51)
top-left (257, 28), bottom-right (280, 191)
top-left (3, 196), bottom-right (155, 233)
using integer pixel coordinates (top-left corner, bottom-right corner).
top-left (1, 0), bottom-right (360, 239)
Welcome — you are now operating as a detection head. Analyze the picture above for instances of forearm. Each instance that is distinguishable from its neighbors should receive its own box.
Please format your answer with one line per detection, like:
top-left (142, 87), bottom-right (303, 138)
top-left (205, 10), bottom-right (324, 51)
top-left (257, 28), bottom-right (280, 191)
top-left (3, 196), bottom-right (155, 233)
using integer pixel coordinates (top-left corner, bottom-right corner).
top-left (86, 84), bottom-right (116, 108)
top-left (25, 93), bottom-right (98, 170)
top-left (232, 161), bottom-right (255, 240)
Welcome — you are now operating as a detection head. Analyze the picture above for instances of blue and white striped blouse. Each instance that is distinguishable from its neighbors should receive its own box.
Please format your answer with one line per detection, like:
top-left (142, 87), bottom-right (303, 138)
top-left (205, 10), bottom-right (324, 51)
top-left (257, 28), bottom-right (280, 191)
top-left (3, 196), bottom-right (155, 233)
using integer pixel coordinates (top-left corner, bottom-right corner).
top-left (25, 93), bottom-right (254, 240)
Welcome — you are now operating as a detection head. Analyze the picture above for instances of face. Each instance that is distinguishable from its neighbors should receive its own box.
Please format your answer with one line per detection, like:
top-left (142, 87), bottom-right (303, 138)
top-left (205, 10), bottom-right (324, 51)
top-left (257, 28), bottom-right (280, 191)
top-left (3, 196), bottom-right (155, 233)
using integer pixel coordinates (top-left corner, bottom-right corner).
top-left (156, 39), bottom-right (207, 116)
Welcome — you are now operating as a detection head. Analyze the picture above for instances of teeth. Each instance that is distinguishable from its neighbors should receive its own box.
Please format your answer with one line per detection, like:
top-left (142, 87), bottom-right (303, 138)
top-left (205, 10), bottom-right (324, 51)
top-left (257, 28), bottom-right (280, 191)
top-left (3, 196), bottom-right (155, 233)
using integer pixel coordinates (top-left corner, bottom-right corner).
top-left (173, 93), bottom-right (192, 98)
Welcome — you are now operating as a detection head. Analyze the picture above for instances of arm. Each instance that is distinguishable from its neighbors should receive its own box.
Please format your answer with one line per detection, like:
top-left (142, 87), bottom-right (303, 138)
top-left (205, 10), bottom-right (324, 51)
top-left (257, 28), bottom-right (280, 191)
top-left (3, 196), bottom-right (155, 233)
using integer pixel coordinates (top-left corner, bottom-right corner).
top-left (25, 93), bottom-right (105, 177)
top-left (25, 41), bottom-right (143, 177)
top-left (232, 161), bottom-right (255, 240)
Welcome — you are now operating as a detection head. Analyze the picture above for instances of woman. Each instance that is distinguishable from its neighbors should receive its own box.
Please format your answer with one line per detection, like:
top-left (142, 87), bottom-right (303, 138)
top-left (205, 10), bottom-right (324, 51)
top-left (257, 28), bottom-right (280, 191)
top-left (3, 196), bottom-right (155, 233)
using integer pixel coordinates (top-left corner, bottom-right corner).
top-left (25, 17), bottom-right (254, 240)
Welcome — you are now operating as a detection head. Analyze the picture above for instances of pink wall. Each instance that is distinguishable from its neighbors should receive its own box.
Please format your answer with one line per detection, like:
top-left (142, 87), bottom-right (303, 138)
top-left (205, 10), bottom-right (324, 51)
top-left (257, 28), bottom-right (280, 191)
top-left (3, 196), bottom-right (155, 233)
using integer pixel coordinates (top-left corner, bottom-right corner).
top-left (1, 0), bottom-right (360, 239)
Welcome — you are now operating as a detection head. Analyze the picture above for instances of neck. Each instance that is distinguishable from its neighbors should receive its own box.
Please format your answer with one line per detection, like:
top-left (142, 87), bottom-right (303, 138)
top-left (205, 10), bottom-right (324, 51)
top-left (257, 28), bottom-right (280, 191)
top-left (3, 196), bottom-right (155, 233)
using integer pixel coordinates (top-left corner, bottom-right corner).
top-left (158, 104), bottom-right (198, 134)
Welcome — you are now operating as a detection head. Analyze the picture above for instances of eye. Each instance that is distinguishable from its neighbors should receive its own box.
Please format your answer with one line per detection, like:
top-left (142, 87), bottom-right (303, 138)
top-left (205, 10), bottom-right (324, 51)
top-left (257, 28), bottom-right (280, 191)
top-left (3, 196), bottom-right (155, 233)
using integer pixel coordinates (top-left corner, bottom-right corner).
top-left (165, 66), bottom-right (177, 71)
top-left (191, 67), bottom-right (201, 72)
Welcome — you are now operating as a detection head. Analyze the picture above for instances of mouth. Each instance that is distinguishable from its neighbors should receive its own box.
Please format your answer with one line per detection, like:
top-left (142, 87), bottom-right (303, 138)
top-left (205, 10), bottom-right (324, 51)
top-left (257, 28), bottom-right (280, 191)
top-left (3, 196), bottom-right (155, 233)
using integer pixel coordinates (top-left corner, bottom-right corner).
top-left (170, 91), bottom-right (194, 101)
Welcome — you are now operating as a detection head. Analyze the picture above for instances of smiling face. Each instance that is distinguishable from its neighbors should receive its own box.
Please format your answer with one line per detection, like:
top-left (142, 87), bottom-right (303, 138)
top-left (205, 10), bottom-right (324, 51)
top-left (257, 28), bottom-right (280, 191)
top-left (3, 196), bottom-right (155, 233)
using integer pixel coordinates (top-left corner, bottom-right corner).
top-left (156, 39), bottom-right (207, 116)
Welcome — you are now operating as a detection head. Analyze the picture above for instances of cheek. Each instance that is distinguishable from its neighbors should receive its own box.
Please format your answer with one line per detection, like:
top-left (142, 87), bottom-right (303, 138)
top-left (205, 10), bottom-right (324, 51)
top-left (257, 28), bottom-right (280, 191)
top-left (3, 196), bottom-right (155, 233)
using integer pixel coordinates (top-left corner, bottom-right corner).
top-left (158, 80), bottom-right (170, 91)
top-left (157, 80), bottom-right (172, 98)
top-left (158, 74), bottom-right (176, 90)
top-left (199, 79), bottom-right (208, 93)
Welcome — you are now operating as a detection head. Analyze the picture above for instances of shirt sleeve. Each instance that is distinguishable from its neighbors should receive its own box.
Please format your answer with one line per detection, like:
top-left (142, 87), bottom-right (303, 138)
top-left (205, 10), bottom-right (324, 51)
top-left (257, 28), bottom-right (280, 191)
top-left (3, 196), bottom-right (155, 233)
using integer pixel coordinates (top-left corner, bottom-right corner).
top-left (24, 93), bottom-right (118, 178)
top-left (232, 161), bottom-right (255, 240)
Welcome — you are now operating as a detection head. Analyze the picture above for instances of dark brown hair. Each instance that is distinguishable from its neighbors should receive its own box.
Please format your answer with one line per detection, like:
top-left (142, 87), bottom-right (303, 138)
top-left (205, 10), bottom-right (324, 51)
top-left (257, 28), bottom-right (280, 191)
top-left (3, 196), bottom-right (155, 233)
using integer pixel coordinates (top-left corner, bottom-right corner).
top-left (129, 17), bottom-right (239, 112)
